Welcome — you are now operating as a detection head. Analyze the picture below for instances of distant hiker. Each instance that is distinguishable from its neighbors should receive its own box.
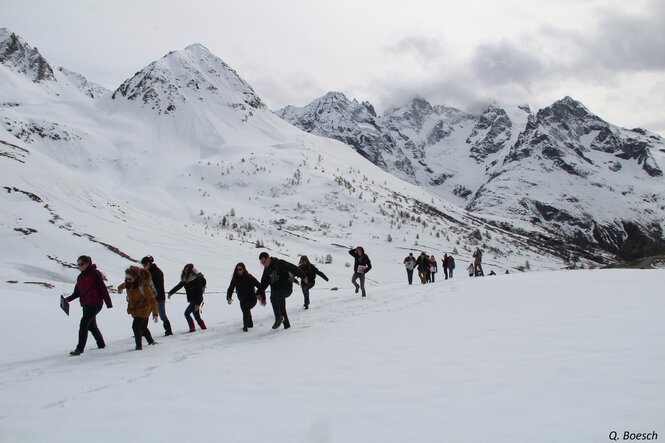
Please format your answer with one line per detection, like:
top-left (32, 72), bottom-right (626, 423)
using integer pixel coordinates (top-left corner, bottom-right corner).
top-left (226, 262), bottom-right (261, 332)
top-left (121, 266), bottom-right (158, 350)
top-left (416, 252), bottom-right (428, 284)
top-left (349, 246), bottom-right (372, 297)
top-left (141, 256), bottom-right (172, 336)
top-left (467, 262), bottom-right (475, 277)
top-left (257, 252), bottom-right (307, 329)
top-left (441, 254), bottom-right (449, 280)
top-left (167, 264), bottom-right (207, 332)
top-left (298, 255), bottom-right (329, 309)
top-left (505, 270), bottom-right (510, 275)
top-left (65, 255), bottom-right (113, 356)
top-left (428, 255), bottom-right (438, 283)
top-left (489, 270), bottom-right (497, 276)
top-left (473, 248), bottom-right (484, 277)
top-left (448, 255), bottom-right (455, 278)
top-left (403, 253), bottom-right (417, 285)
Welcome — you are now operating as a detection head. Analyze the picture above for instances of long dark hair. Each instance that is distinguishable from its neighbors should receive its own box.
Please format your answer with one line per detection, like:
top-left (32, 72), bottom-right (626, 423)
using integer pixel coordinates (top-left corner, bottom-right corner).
top-left (232, 262), bottom-right (252, 281)
top-left (299, 256), bottom-right (311, 266)
top-left (181, 263), bottom-right (195, 281)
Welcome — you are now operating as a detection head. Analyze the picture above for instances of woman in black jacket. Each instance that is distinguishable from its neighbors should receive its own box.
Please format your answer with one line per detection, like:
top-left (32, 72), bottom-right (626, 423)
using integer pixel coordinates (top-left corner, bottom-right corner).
top-left (226, 262), bottom-right (261, 332)
top-left (298, 255), bottom-right (329, 309)
top-left (349, 247), bottom-right (372, 297)
top-left (167, 264), bottom-right (207, 332)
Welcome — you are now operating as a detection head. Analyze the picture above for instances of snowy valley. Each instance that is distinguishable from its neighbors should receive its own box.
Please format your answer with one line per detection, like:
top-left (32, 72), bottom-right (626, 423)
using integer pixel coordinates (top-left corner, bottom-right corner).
top-left (1, 28), bottom-right (664, 443)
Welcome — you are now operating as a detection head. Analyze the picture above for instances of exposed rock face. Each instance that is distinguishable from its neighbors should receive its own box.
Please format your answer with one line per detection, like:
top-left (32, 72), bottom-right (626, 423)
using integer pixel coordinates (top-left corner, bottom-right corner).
top-left (280, 94), bottom-right (665, 259)
top-left (0, 28), bottom-right (55, 82)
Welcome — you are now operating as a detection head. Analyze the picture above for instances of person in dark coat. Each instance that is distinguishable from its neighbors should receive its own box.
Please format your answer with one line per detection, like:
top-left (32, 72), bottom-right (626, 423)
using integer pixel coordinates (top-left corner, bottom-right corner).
top-left (349, 246), bottom-right (372, 297)
top-left (257, 252), bottom-right (307, 330)
top-left (417, 252), bottom-right (431, 284)
top-left (448, 255), bottom-right (455, 278)
top-left (403, 253), bottom-right (416, 285)
top-left (167, 264), bottom-right (207, 332)
top-left (442, 254), bottom-right (450, 280)
top-left (473, 248), bottom-right (484, 277)
top-left (141, 256), bottom-right (172, 336)
top-left (298, 255), bottom-right (329, 309)
top-left (227, 262), bottom-right (261, 332)
top-left (65, 255), bottom-right (113, 356)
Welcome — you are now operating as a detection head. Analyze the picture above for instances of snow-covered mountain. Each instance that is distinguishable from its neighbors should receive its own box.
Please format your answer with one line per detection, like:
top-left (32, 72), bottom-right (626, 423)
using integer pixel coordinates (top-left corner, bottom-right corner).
top-left (1, 29), bottom-right (594, 298)
top-left (277, 93), bottom-right (665, 259)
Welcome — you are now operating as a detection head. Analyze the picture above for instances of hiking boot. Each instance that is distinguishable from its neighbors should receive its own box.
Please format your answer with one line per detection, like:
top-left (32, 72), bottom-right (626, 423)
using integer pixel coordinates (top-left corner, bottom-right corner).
top-left (283, 322), bottom-right (291, 330)
top-left (243, 327), bottom-right (248, 332)
top-left (272, 316), bottom-right (284, 329)
top-left (354, 285), bottom-right (360, 294)
top-left (164, 321), bottom-right (173, 336)
top-left (69, 349), bottom-right (83, 356)
top-left (304, 304), bottom-right (309, 310)
top-left (198, 320), bottom-right (207, 330)
top-left (149, 341), bottom-right (157, 345)
top-left (135, 345), bottom-right (143, 351)
top-left (97, 343), bottom-right (105, 349)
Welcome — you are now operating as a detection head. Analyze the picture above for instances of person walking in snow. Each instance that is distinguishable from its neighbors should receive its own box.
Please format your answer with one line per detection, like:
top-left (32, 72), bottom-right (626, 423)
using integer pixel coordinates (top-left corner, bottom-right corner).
top-left (121, 266), bottom-right (158, 350)
top-left (349, 246), bottom-right (372, 297)
top-left (428, 255), bottom-right (438, 282)
top-left (298, 255), bottom-right (329, 309)
top-left (442, 254), bottom-right (450, 280)
top-left (448, 255), bottom-right (455, 279)
top-left (416, 252), bottom-right (428, 284)
top-left (141, 256), bottom-right (172, 336)
top-left (226, 262), bottom-right (261, 332)
top-left (65, 255), bottom-right (113, 356)
top-left (167, 264), bottom-right (207, 332)
top-left (473, 248), bottom-right (484, 277)
top-left (257, 252), bottom-right (307, 329)
top-left (403, 252), bottom-right (416, 285)
top-left (467, 262), bottom-right (475, 277)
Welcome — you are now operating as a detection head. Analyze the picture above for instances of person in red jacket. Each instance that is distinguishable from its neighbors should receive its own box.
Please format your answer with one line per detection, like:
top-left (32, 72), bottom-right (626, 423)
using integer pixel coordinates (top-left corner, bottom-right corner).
top-left (65, 256), bottom-right (113, 356)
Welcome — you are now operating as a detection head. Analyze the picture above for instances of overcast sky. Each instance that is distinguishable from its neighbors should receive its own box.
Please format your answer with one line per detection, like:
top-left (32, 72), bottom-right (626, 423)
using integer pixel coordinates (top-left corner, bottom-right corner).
top-left (4, 0), bottom-right (665, 134)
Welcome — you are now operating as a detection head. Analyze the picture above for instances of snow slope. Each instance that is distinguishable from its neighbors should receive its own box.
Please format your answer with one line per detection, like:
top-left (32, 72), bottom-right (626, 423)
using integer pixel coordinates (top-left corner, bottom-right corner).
top-left (1, 27), bottom-right (597, 305)
top-left (0, 269), bottom-right (663, 442)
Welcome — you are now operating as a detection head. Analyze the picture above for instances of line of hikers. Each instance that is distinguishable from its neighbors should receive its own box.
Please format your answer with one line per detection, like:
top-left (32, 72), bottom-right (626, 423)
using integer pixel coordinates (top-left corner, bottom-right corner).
top-left (64, 247), bottom-right (371, 356)
top-left (403, 248), bottom-right (492, 284)
top-left (403, 251), bottom-right (456, 284)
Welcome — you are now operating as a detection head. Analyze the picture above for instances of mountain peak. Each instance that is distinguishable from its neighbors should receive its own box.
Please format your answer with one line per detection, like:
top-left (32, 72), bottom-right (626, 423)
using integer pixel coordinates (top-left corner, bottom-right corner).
top-left (0, 28), bottom-right (55, 82)
top-left (111, 44), bottom-right (265, 114)
top-left (184, 43), bottom-right (211, 53)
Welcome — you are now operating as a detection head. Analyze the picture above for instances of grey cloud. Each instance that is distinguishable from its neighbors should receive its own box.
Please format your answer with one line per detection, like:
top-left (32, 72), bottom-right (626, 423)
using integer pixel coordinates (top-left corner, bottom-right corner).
top-left (469, 42), bottom-right (546, 88)
top-left (583, 1), bottom-right (665, 72)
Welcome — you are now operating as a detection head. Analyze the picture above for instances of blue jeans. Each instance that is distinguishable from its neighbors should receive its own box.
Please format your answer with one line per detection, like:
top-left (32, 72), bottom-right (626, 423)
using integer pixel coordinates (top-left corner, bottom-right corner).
top-left (184, 302), bottom-right (203, 323)
top-left (301, 282), bottom-right (314, 307)
top-left (157, 300), bottom-right (169, 322)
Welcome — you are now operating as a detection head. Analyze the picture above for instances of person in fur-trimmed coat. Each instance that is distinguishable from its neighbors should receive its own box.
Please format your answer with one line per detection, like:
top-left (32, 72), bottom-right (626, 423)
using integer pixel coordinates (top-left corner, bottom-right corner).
top-left (119, 266), bottom-right (158, 350)
top-left (168, 264), bottom-right (207, 332)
